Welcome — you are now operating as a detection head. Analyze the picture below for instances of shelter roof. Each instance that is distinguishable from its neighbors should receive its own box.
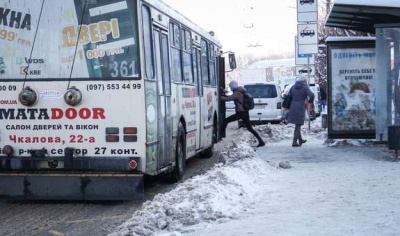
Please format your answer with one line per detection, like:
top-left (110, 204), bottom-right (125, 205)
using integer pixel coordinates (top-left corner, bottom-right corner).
top-left (326, 0), bottom-right (400, 33)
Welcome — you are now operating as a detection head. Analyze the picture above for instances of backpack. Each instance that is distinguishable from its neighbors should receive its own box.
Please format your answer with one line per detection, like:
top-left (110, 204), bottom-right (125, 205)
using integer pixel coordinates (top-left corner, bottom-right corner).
top-left (241, 92), bottom-right (255, 111)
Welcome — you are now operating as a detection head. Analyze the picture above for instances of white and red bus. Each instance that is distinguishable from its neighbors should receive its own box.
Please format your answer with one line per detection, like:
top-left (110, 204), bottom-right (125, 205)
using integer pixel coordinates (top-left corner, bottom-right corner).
top-left (0, 0), bottom-right (235, 200)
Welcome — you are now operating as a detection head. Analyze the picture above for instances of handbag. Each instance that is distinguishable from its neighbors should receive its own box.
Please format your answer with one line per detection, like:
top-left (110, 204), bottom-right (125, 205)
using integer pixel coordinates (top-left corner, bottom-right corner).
top-left (282, 93), bottom-right (292, 109)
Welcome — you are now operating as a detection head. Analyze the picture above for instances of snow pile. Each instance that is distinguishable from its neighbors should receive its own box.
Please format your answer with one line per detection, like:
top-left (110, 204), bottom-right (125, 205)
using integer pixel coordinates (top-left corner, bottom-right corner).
top-left (110, 142), bottom-right (276, 236)
top-left (326, 138), bottom-right (375, 147)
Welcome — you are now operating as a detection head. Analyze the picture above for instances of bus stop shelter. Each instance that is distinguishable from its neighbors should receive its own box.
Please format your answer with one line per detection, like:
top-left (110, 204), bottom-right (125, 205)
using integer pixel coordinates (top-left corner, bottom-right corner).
top-left (326, 0), bottom-right (400, 144)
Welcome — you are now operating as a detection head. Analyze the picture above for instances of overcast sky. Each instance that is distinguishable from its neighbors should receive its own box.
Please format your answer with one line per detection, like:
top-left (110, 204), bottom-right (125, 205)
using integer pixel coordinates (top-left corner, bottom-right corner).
top-left (161, 0), bottom-right (297, 56)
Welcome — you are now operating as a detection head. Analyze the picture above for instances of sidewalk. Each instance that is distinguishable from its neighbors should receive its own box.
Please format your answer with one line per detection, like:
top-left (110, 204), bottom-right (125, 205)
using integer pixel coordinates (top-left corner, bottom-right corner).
top-left (184, 125), bottom-right (400, 236)
top-left (111, 122), bottom-right (400, 236)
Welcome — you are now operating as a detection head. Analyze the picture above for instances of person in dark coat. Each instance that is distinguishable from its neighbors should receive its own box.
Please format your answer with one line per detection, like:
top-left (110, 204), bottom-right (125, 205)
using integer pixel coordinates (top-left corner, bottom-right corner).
top-left (320, 86), bottom-right (327, 111)
top-left (221, 80), bottom-right (265, 147)
top-left (287, 76), bottom-right (315, 147)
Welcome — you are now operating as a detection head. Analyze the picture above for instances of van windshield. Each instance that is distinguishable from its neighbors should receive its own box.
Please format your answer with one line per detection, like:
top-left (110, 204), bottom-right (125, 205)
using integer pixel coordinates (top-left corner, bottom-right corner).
top-left (244, 84), bottom-right (278, 98)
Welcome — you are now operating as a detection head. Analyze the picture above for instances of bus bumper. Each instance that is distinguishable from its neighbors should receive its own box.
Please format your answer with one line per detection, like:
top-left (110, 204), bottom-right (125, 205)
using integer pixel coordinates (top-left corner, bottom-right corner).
top-left (0, 172), bottom-right (143, 201)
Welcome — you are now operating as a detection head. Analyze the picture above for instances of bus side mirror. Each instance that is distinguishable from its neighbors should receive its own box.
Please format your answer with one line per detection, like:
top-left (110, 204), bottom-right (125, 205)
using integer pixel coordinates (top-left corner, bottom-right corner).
top-left (228, 52), bottom-right (236, 70)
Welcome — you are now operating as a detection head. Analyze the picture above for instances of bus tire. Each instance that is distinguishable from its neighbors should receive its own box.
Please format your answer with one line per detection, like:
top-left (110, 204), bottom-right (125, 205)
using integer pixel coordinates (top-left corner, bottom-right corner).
top-left (168, 123), bottom-right (186, 182)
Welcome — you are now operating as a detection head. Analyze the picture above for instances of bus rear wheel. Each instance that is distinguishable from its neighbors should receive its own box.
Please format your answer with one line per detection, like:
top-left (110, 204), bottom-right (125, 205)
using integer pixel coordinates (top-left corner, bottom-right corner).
top-left (168, 123), bottom-right (186, 182)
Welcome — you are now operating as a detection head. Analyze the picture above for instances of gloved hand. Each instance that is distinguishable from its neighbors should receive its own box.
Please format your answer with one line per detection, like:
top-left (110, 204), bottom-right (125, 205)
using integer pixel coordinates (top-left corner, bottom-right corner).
top-left (220, 87), bottom-right (227, 95)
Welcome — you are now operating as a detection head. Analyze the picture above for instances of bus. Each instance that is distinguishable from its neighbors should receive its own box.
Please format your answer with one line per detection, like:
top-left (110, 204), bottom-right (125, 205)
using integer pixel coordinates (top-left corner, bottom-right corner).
top-left (0, 0), bottom-right (235, 200)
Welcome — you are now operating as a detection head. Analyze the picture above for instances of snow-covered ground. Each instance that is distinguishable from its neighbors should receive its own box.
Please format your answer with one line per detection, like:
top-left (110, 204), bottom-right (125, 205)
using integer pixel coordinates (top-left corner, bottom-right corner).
top-left (110, 118), bottom-right (399, 236)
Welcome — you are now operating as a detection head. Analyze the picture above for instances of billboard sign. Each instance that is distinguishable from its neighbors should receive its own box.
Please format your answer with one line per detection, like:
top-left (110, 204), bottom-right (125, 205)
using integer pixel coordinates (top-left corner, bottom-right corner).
top-left (328, 45), bottom-right (376, 139)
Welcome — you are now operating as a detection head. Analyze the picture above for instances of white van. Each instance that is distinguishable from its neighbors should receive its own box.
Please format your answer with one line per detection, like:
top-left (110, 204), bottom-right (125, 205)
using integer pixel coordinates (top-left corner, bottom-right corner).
top-left (225, 100), bottom-right (236, 118)
top-left (309, 84), bottom-right (321, 119)
top-left (280, 77), bottom-right (296, 91)
top-left (242, 82), bottom-right (283, 125)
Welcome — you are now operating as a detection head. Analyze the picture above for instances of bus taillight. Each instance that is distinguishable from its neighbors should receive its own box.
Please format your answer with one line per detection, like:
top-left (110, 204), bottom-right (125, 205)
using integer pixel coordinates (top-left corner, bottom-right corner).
top-left (123, 127), bottom-right (137, 134)
top-left (106, 135), bottom-right (119, 142)
top-left (106, 127), bottom-right (119, 142)
top-left (124, 127), bottom-right (137, 142)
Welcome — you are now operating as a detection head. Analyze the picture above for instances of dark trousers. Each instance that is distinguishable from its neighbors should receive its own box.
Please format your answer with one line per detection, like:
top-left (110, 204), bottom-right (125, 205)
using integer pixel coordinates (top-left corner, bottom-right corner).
top-left (222, 111), bottom-right (263, 143)
top-left (293, 124), bottom-right (303, 145)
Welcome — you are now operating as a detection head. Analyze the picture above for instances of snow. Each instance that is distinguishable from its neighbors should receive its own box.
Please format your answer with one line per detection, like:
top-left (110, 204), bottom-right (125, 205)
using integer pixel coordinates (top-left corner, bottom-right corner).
top-left (109, 118), bottom-right (400, 236)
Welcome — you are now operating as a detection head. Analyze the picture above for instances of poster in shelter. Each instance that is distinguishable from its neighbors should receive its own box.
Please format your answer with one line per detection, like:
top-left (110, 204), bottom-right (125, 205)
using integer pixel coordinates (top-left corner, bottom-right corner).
top-left (329, 47), bottom-right (376, 138)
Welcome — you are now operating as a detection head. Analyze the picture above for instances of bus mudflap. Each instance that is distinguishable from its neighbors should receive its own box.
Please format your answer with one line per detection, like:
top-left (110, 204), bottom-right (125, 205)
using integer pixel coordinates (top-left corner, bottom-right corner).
top-left (0, 172), bottom-right (144, 201)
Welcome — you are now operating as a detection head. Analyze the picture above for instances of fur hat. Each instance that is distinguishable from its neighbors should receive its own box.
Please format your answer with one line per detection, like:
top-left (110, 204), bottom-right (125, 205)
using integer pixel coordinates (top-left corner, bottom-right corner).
top-left (229, 80), bottom-right (238, 90)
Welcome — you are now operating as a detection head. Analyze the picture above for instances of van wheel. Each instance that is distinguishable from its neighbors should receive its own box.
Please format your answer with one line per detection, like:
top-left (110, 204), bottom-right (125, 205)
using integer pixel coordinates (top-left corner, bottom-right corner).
top-left (168, 123), bottom-right (186, 182)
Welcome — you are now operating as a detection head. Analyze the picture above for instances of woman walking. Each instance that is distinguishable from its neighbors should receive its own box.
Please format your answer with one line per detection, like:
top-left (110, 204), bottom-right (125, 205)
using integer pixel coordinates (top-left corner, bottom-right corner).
top-left (287, 77), bottom-right (314, 147)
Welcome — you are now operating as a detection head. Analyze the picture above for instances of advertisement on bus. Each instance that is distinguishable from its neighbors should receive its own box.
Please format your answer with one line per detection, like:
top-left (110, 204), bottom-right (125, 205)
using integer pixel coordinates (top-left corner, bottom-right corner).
top-left (0, 0), bottom-right (139, 79)
top-left (0, 0), bottom-right (144, 158)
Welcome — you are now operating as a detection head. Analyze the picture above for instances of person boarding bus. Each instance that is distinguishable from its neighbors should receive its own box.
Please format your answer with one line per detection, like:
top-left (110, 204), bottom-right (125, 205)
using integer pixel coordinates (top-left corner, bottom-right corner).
top-left (221, 80), bottom-right (265, 147)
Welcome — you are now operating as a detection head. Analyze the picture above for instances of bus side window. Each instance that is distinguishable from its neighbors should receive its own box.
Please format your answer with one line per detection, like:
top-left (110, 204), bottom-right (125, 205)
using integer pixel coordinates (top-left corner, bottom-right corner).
top-left (192, 47), bottom-right (199, 95)
top-left (201, 39), bottom-right (209, 86)
top-left (209, 43), bottom-right (216, 87)
top-left (182, 29), bottom-right (193, 84)
top-left (142, 5), bottom-right (154, 80)
top-left (195, 48), bottom-right (203, 96)
top-left (161, 34), bottom-right (171, 95)
top-left (169, 23), bottom-right (182, 82)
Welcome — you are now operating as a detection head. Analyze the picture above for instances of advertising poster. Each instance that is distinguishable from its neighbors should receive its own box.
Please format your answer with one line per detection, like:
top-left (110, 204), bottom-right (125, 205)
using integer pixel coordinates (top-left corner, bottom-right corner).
top-left (328, 46), bottom-right (376, 139)
top-left (0, 0), bottom-right (139, 79)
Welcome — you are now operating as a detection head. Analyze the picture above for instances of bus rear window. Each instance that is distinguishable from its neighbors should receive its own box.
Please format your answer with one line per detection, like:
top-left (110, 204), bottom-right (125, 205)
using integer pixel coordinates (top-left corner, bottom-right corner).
top-left (0, 0), bottom-right (140, 80)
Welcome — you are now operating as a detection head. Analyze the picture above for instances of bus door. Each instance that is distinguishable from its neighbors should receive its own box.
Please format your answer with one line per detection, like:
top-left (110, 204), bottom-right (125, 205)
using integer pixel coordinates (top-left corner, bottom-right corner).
top-left (154, 28), bottom-right (173, 168)
top-left (193, 46), bottom-right (202, 150)
top-left (218, 56), bottom-right (226, 140)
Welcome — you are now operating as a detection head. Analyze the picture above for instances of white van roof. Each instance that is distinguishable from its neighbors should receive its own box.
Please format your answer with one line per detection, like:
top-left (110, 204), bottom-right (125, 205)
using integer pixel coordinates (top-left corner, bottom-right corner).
top-left (242, 81), bottom-right (279, 86)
